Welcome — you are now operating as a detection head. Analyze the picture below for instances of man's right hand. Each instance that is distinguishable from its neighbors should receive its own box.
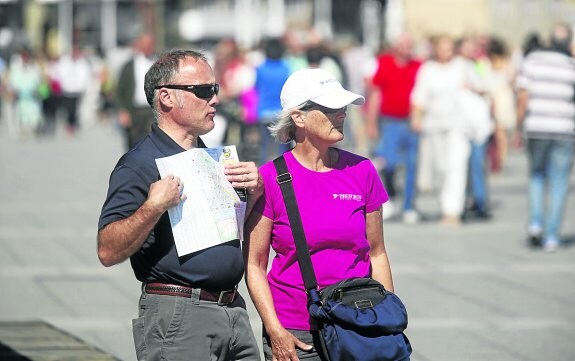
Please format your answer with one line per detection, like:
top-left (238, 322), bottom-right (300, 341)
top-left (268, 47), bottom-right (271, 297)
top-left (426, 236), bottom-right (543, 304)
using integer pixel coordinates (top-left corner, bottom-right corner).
top-left (147, 175), bottom-right (185, 212)
top-left (97, 177), bottom-right (184, 267)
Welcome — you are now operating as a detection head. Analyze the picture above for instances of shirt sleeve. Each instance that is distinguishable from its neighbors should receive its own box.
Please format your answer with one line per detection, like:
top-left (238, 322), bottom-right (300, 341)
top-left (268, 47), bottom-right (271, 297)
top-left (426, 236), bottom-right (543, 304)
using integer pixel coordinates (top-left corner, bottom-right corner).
top-left (98, 165), bottom-right (150, 230)
top-left (364, 159), bottom-right (388, 213)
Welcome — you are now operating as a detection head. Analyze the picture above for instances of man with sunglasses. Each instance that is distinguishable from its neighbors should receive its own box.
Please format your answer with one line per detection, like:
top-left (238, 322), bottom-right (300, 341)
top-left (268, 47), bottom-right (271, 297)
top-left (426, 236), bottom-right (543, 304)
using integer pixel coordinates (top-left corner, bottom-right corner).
top-left (98, 49), bottom-right (262, 361)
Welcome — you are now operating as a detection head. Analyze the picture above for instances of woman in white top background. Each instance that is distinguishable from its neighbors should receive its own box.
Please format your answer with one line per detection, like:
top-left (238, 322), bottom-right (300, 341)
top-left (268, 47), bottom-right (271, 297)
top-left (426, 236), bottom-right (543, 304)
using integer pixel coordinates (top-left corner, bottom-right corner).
top-left (410, 35), bottom-right (483, 225)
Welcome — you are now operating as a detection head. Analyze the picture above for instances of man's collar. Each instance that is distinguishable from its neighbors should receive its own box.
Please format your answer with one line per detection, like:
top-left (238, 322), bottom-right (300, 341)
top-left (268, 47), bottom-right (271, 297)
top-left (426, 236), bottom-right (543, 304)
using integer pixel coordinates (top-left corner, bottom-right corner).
top-left (150, 123), bottom-right (206, 157)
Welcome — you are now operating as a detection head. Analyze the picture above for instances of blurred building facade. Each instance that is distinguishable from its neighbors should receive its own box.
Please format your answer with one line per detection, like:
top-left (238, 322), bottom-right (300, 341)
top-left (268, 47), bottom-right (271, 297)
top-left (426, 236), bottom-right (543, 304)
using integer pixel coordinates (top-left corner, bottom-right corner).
top-left (404, 0), bottom-right (575, 47)
top-left (0, 0), bottom-right (386, 56)
top-left (0, 0), bottom-right (574, 58)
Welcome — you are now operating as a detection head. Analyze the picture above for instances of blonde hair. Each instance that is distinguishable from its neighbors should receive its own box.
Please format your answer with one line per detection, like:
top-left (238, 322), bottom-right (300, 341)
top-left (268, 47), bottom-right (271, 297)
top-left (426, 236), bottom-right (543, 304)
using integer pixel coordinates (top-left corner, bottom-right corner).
top-left (268, 103), bottom-right (308, 143)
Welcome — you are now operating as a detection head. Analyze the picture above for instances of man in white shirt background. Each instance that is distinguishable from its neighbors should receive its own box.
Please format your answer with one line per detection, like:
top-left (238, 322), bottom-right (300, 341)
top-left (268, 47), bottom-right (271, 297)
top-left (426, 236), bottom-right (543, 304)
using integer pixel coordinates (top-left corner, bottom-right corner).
top-left (116, 32), bottom-right (157, 150)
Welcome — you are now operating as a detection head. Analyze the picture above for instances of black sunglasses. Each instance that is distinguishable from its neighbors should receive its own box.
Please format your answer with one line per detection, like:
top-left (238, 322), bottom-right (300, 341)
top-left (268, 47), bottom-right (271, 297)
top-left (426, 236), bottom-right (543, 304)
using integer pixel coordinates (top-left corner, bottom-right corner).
top-left (301, 102), bottom-right (347, 114)
top-left (154, 83), bottom-right (220, 100)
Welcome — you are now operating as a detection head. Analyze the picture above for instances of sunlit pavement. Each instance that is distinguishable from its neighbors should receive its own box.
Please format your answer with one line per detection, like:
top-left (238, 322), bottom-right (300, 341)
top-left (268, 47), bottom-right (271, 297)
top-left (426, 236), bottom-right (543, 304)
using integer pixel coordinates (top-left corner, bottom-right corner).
top-left (1, 120), bottom-right (574, 361)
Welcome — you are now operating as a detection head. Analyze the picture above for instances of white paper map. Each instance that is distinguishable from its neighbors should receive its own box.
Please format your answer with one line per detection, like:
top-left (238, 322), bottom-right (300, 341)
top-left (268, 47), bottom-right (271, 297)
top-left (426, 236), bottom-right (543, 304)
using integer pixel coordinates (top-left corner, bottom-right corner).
top-left (155, 145), bottom-right (247, 256)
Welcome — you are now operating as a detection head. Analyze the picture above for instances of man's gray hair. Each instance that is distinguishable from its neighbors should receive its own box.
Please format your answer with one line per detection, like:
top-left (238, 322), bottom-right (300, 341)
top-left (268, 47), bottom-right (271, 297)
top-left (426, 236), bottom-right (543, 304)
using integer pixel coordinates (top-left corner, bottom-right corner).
top-left (268, 103), bottom-right (308, 144)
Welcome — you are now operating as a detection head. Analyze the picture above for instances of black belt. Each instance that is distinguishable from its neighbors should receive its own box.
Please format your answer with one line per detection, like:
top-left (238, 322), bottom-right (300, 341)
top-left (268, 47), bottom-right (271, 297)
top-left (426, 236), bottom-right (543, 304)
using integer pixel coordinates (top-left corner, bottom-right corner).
top-left (144, 283), bottom-right (238, 305)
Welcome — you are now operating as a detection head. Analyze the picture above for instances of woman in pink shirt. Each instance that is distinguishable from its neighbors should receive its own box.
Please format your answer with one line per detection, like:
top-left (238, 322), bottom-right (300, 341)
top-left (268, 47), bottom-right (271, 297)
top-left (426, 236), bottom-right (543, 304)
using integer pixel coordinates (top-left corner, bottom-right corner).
top-left (245, 68), bottom-right (395, 361)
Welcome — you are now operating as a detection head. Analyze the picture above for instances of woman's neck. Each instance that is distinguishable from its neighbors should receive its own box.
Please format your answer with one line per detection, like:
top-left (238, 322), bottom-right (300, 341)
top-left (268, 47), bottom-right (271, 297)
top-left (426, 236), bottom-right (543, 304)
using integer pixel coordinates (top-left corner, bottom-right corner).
top-left (291, 143), bottom-right (337, 172)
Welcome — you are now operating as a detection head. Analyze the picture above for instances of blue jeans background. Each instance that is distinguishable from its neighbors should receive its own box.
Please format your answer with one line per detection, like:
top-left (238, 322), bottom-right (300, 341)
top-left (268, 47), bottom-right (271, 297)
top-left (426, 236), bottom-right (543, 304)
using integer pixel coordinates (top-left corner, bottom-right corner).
top-left (527, 139), bottom-right (574, 242)
top-left (373, 117), bottom-right (419, 211)
top-left (469, 141), bottom-right (488, 211)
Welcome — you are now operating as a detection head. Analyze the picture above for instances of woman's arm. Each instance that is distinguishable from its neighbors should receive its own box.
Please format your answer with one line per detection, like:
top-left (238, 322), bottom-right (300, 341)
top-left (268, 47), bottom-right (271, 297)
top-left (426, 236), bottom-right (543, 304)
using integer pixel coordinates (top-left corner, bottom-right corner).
top-left (410, 104), bottom-right (424, 133)
top-left (244, 211), bottom-right (311, 360)
top-left (366, 206), bottom-right (394, 292)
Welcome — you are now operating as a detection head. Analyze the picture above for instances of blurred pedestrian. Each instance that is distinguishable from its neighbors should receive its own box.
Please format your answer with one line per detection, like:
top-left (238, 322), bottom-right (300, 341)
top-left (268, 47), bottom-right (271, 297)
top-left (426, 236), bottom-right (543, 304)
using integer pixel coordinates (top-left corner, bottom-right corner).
top-left (486, 37), bottom-right (517, 171)
top-left (456, 36), bottom-right (494, 221)
top-left (340, 38), bottom-right (377, 156)
top-left (38, 51), bottom-right (61, 136)
top-left (306, 39), bottom-right (345, 84)
top-left (367, 33), bottom-right (422, 223)
top-left (116, 33), bottom-right (157, 149)
top-left (52, 44), bottom-right (91, 134)
top-left (514, 24), bottom-right (575, 251)
top-left (213, 38), bottom-right (257, 156)
top-left (97, 49), bottom-right (263, 360)
top-left (282, 28), bottom-right (308, 73)
top-left (254, 38), bottom-right (291, 164)
top-left (7, 47), bottom-right (43, 138)
top-left (411, 35), bottom-right (479, 225)
top-left (0, 53), bottom-right (6, 124)
top-left (0, 53), bottom-right (5, 80)
top-left (94, 47), bottom-right (116, 124)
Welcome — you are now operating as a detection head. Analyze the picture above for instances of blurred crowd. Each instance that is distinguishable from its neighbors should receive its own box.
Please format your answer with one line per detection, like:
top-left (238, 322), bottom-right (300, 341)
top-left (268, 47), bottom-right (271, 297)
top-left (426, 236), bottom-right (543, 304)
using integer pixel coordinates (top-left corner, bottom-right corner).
top-left (0, 43), bottom-right (112, 138)
top-left (0, 25), bottom-right (571, 233)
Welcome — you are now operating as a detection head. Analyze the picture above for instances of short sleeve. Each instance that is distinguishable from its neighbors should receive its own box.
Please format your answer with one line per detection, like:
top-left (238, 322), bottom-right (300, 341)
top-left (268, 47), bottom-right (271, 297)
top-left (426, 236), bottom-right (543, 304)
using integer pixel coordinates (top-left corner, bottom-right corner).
top-left (98, 165), bottom-right (150, 230)
top-left (363, 159), bottom-right (388, 213)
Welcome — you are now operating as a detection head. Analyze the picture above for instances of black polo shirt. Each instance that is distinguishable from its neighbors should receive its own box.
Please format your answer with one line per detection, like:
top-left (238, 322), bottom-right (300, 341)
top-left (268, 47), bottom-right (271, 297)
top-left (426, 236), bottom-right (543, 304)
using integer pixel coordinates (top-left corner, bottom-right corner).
top-left (98, 123), bottom-right (244, 290)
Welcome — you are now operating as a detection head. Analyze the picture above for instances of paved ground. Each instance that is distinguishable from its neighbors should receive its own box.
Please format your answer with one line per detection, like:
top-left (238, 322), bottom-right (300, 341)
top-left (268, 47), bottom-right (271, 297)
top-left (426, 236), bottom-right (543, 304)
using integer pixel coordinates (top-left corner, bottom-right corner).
top-left (1, 120), bottom-right (574, 361)
top-left (0, 320), bottom-right (120, 360)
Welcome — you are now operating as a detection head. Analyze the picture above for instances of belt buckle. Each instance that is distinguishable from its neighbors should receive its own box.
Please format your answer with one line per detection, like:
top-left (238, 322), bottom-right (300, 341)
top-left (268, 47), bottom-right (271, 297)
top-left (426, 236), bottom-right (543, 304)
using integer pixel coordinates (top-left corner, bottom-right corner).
top-left (217, 287), bottom-right (237, 306)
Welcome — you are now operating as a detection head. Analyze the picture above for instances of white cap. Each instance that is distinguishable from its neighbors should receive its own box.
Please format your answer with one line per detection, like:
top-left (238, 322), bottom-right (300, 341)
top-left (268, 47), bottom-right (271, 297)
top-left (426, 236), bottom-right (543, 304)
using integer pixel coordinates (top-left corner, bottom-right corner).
top-left (280, 68), bottom-right (365, 110)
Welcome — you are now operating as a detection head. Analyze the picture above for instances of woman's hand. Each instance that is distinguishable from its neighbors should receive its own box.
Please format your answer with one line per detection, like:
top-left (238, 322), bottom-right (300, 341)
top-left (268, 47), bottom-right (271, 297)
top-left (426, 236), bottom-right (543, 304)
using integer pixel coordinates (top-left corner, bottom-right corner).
top-left (244, 209), bottom-right (313, 360)
top-left (269, 327), bottom-right (313, 361)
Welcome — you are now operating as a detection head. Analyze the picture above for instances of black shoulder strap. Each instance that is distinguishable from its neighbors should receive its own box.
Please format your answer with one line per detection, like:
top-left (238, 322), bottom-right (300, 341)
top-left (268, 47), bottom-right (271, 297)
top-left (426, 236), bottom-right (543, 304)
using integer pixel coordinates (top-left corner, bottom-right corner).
top-left (273, 156), bottom-right (318, 291)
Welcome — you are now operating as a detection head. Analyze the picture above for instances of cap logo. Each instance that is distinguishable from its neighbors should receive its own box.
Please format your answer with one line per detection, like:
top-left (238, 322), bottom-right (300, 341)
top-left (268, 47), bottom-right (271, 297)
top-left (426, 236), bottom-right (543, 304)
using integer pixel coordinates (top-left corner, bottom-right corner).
top-left (319, 79), bottom-right (337, 85)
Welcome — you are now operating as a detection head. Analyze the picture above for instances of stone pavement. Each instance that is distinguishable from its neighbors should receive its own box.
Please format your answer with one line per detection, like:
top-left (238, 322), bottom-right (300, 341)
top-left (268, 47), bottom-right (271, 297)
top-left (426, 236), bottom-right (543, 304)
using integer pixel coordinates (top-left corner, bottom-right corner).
top-left (0, 121), bottom-right (574, 361)
top-left (0, 321), bottom-right (119, 360)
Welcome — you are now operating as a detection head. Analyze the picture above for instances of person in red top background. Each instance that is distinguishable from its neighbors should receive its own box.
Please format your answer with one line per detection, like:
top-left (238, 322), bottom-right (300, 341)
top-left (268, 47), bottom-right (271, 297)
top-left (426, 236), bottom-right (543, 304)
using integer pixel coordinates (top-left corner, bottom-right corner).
top-left (367, 33), bottom-right (422, 223)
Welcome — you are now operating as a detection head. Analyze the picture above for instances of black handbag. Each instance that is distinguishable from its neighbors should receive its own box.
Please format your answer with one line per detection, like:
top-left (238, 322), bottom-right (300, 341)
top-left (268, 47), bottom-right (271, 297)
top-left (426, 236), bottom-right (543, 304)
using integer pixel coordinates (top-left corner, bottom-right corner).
top-left (273, 155), bottom-right (412, 361)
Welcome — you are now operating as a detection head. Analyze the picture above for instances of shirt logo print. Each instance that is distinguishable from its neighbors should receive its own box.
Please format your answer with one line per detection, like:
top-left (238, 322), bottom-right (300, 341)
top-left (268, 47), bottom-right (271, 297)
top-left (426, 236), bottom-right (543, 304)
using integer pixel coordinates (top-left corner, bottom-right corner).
top-left (333, 194), bottom-right (362, 201)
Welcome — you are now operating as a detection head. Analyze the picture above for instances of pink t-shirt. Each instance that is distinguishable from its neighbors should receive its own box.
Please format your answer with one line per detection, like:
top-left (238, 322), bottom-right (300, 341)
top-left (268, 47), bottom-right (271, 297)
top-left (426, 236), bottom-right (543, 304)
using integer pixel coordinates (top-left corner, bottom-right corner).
top-left (255, 149), bottom-right (388, 330)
